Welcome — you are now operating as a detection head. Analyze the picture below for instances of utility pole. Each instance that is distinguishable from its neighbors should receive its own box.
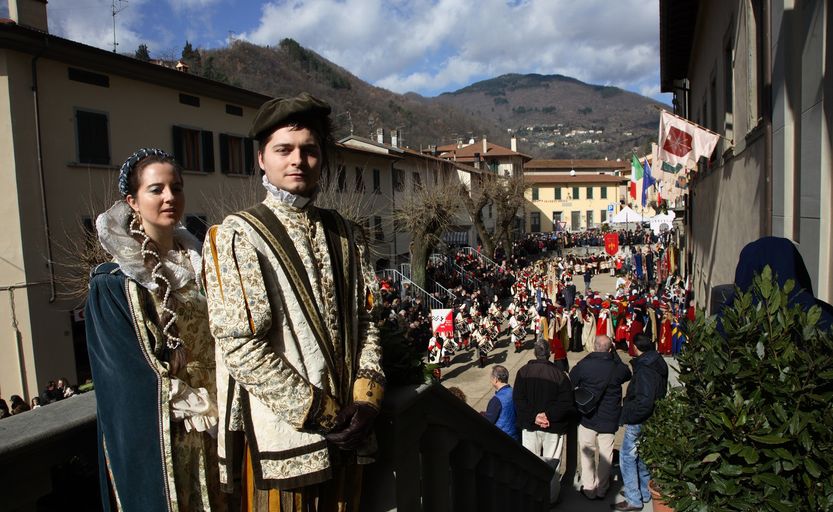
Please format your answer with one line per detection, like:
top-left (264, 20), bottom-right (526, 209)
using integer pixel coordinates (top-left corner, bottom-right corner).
top-left (111, 0), bottom-right (128, 53)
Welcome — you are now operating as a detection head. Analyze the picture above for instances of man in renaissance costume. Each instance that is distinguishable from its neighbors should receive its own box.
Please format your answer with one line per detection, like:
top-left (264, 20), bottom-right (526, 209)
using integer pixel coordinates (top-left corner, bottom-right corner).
top-left (203, 93), bottom-right (385, 510)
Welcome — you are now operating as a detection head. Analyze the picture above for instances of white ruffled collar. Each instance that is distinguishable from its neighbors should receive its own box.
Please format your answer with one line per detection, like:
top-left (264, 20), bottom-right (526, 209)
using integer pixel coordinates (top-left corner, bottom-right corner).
top-left (261, 174), bottom-right (316, 209)
top-left (96, 201), bottom-right (203, 293)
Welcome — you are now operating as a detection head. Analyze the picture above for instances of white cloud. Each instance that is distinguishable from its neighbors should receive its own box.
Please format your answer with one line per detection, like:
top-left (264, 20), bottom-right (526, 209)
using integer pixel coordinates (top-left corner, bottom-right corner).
top-left (240, 0), bottom-right (664, 98)
top-left (47, 0), bottom-right (157, 55)
top-left (167, 0), bottom-right (224, 11)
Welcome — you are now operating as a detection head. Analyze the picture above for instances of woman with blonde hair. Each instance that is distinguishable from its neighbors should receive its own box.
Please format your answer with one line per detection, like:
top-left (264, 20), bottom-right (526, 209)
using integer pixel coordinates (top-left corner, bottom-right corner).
top-left (85, 148), bottom-right (225, 511)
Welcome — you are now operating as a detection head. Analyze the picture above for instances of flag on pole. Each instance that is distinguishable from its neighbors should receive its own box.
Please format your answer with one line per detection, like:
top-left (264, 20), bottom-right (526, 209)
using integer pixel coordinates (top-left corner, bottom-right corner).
top-left (641, 157), bottom-right (655, 208)
top-left (657, 110), bottom-right (720, 169)
top-left (630, 153), bottom-right (642, 199)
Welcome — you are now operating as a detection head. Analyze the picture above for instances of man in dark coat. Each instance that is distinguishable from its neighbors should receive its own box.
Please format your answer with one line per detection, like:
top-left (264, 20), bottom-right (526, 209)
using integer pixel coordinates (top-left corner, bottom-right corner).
top-left (562, 278), bottom-right (576, 310)
top-left (569, 335), bottom-right (631, 500)
top-left (513, 340), bottom-right (575, 505)
top-left (613, 334), bottom-right (668, 511)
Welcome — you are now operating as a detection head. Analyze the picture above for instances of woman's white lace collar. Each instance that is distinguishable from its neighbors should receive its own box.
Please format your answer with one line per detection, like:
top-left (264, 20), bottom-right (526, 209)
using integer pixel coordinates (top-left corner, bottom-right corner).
top-left (262, 174), bottom-right (316, 209)
top-left (96, 201), bottom-right (202, 293)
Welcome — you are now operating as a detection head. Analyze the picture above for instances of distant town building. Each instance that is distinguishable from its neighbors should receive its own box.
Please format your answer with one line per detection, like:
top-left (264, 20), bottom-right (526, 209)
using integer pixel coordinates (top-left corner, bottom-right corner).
top-left (524, 167), bottom-right (627, 232)
top-left (432, 136), bottom-right (532, 177)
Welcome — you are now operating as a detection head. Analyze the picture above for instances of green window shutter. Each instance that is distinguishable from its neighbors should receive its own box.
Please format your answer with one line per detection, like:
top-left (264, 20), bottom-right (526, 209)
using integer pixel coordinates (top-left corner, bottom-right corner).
top-left (172, 126), bottom-right (185, 165)
top-left (201, 130), bottom-right (214, 172)
top-left (218, 133), bottom-right (229, 174)
top-left (244, 138), bottom-right (255, 175)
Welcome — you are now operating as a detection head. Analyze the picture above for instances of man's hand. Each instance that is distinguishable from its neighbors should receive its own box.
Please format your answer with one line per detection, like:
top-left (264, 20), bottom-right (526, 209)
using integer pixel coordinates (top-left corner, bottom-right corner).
top-left (324, 403), bottom-right (378, 450)
top-left (535, 412), bottom-right (550, 429)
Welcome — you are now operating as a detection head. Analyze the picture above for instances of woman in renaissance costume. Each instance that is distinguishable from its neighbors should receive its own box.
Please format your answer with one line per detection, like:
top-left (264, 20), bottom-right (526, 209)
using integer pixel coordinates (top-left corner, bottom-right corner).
top-left (85, 149), bottom-right (225, 512)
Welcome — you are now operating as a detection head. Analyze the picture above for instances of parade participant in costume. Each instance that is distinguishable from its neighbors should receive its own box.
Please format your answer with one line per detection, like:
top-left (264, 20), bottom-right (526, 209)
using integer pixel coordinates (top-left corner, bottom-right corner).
top-left (671, 316), bottom-right (686, 356)
top-left (550, 309), bottom-right (570, 372)
top-left (615, 309), bottom-right (630, 350)
top-left (658, 306), bottom-right (673, 355)
top-left (627, 307), bottom-right (645, 357)
top-left (569, 302), bottom-right (585, 352)
top-left (440, 335), bottom-right (456, 367)
top-left (509, 312), bottom-right (523, 352)
top-left (581, 302), bottom-right (597, 353)
top-left (86, 149), bottom-right (225, 511)
top-left (595, 300), bottom-right (614, 339)
top-left (474, 325), bottom-right (492, 368)
top-left (427, 335), bottom-right (442, 364)
top-left (203, 94), bottom-right (384, 510)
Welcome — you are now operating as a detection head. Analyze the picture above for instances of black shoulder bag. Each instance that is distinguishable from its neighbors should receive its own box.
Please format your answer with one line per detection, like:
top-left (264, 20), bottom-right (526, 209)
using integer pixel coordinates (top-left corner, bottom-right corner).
top-left (574, 358), bottom-right (618, 416)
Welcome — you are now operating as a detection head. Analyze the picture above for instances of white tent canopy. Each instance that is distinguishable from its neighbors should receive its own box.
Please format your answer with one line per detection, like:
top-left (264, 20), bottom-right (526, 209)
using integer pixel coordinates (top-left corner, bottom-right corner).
top-left (648, 211), bottom-right (676, 235)
top-left (610, 206), bottom-right (643, 224)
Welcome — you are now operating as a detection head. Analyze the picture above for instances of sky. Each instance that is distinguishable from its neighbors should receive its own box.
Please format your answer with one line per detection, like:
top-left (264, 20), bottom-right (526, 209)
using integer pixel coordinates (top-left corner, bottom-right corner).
top-left (44, 0), bottom-right (671, 103)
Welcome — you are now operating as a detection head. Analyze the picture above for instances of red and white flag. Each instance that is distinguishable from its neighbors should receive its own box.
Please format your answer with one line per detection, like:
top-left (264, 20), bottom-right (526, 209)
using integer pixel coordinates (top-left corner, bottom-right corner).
top-left (657, 111), bottom-right (719, 170)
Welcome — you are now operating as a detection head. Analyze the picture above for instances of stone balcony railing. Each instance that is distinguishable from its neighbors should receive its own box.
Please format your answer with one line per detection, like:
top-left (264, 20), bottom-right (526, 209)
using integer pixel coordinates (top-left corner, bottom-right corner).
top-left (1, 384), bottom-right (554, 511)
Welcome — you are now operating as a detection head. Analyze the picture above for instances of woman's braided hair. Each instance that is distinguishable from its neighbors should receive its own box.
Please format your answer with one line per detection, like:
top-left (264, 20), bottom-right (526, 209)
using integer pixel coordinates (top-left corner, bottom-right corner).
top-left (122, 149), bottom-right (187, 374)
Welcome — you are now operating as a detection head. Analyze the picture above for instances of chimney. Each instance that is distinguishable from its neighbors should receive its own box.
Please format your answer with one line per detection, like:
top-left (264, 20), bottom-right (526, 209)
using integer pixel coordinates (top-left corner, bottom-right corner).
top-left (391, 129), bottom-right (399, 147)
top-left (482, 136), bottom-right (488, 154)
top-left (456, 137), bottom-right (463, 148)
top-left (8, 0), bottom-right (49, 32)
top-left (175, 60), bottom-right (190, 73)
top-left (376, 128), bottom-right (384, 144)
top-left (510, 135), bottom-right (517, 152)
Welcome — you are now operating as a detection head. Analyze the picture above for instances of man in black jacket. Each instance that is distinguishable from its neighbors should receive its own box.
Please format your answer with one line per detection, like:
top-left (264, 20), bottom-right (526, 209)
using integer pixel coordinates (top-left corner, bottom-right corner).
top-left (613, 334), bottom-right (668, 511)
top-left (513, 340), bottom-right (575, 505)
top-left (569, 335), bottom-right (631, 500)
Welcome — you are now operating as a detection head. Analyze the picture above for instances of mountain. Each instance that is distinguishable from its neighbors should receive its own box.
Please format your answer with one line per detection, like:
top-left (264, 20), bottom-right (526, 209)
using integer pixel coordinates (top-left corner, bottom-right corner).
top-left (192, 39), bottom-right (500, 150)
top-left (432, 74), bottom-right (664, 159)
top-left (193, 40), bottom-right (661, 159)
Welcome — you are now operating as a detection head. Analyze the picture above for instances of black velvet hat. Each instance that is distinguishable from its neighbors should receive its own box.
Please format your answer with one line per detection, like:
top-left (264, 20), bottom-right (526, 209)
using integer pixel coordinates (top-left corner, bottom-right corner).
top-left (249, 92), bottom-right (331, 139)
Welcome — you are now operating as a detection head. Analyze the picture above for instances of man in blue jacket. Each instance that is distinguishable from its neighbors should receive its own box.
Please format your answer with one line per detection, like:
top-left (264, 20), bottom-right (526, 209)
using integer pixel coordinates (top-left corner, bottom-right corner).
top-left (569, 335), bottom-right (631, 500)
top-left (613, 334), bottom-right (668, 511)
top-left (482, 365), bottom-right (519, 441)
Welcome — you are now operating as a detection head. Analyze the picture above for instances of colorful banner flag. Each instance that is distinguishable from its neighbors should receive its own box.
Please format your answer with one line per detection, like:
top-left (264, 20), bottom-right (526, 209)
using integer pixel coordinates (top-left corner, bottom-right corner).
top-left (657, 110), bottom-right (720, 170)
top-left (630, 153), bottom-right (642, 199)
top-left (604, 233), bottom-right (619, 256)
top-left (641, 157), bottom-right (655, 207)
top-left (431, 309), bottom-right (454, 336)
top-left (651, 142), bottom-right (684, 208)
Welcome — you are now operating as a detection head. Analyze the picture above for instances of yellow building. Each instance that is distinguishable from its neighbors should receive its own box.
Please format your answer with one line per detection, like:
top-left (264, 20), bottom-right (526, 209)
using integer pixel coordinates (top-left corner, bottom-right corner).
top-left (524, 174), bottom-right (628, 231)
top-left (524, 159), bottom-right (628, 232)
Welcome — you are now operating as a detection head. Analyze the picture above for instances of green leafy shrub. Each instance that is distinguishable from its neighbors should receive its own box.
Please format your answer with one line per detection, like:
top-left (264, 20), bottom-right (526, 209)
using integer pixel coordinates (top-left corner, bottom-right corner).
top-left (640, 266), bottom-right (833, 511)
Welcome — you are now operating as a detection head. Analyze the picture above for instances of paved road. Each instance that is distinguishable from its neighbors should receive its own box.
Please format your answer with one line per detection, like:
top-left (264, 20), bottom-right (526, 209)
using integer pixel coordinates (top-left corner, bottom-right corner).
top-left (439, 270), bottom-right (675, 511)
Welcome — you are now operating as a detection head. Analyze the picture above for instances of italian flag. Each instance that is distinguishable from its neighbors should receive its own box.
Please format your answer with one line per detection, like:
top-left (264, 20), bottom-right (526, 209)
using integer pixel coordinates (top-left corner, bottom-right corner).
top-left (630, 153), bottom-right (643, 199)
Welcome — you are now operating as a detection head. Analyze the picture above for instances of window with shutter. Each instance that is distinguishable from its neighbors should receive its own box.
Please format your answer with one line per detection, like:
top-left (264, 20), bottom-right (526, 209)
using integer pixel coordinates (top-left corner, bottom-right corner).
top-left (219, 134), bottom-right (246, 174)
top-left (75, 110), bottom-right (110, 165)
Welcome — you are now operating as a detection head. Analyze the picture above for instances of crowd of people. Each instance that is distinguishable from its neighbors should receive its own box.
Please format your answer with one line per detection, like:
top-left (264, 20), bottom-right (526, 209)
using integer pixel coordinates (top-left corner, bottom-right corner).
top-left (389, 230), bottom-right (687, 508)
top-left (384, 228), bottom-right (690, 377)
top-left (0, 377), bottom-right (85, 419)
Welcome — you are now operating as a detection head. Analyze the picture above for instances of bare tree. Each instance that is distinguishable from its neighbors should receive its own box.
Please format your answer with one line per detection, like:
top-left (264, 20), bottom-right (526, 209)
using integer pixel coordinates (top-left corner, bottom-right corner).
top-left (462, 172), bottom-right (527, 258)
top-left (491, 173), bottom-right (527, 256)
top-left (462, 173), bottom-right (495, 256)
top-left (53, 180), bottom-right (120, 304)
top-left (393, 170), bottom-right (464, 289)
top-left (200, 175), bottom-right (264, 226)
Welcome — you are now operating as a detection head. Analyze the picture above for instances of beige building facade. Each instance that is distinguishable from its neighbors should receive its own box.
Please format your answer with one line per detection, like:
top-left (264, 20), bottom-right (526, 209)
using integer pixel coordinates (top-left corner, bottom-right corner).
top-left (661, 0), bottom-right (832, 308)
top-left (0, 10), bottom-right (271, 400)
top-left (340, 134), bottom-right (485, 261)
